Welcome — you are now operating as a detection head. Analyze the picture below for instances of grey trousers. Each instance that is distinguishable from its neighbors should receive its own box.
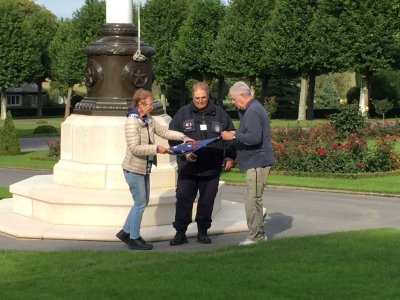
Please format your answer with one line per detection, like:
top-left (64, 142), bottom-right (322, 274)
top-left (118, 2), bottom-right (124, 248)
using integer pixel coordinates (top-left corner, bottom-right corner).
top-left (245, 166), bottom-right (271, 240)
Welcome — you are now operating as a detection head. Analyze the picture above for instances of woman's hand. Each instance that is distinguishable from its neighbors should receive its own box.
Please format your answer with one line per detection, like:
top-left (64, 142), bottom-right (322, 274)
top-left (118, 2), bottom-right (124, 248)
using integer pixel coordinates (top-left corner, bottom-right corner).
top-left (157, 145), bottom-right (171, 154)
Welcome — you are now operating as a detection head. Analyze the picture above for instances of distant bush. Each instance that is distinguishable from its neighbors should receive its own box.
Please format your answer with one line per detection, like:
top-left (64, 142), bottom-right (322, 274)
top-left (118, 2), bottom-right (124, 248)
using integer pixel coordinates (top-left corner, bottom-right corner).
top-left (33, 125), bottom-right (58, 135)
top-left (330, 104), bottom-right (366, 137)
top-left (47, 139), bottom-right (60, 158)
top-left (0, 111), bottom-right (21, 155)
top-left (263, 96), bottom-right (277, 118)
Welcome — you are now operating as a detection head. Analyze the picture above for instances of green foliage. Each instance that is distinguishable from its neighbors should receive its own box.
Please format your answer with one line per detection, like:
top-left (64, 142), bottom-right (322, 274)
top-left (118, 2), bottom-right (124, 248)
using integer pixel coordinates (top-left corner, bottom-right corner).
top-left (314, 74), bottom-right (340, 109)
top-left (316, 0), bottom-right (400, 74)
top-left (72, 0), bottom-right (105, 46)
top-left (172, 0), bottom-right (225, 80)
top-left (330, 104), bottom-right (366, 137)
top-left (142, 0), bottom-right (191, 85)
top-left (47, 139), bottom-right (60, 157)
top-left (212, 0), bottom-right (274, 78)
top-left (263, 96), bottom-right (277, 118)
top-left (33, 125), bottom-right (58, 135)
top-left (0, 0), bottom-right (39, 88)
top-left (262, 0), bottom-right (321, 74)
top-left (272, 123), bottom-right (399, 173)
top-left (22, 3), bottom-right (58, 83)
top-left (373, 99), bottom-right (394, 121)
top-left (0, 111), bottom-right (21, 155)
top-left (49, 0), bottom-right (105, 88)
top-left (49, 20), bottom-right (84, 87)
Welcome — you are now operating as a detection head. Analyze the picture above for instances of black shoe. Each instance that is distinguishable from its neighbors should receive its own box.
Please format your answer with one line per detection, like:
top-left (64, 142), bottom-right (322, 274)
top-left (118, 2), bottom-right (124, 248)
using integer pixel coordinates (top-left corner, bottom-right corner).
top-left (170, 232), bottom-right (188, 246)
top-left (197, 231), bottom-right (211, 244)
top-left (128, 238), bottom-right (153, 250)
top-left (116, 229), bottom-right (130, 244)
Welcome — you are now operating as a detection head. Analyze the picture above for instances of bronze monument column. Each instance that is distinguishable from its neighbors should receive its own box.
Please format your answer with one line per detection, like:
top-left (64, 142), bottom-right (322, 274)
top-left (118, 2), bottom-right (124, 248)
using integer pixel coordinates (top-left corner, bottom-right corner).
top-left (74, 23), bottom-right (157, 116)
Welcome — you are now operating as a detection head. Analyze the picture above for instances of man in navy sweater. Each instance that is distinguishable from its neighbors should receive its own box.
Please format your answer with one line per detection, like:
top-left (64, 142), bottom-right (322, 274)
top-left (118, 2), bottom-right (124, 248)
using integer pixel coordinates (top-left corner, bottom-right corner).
top-left (221, 81), bottom-right (275, 246)
top-left (169, 82), bottom-right (236, 245)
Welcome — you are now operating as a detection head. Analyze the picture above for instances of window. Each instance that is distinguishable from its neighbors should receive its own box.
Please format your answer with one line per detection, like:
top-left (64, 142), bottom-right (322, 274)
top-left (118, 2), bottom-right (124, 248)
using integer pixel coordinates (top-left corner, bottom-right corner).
top-left (29, 95), bottom-right (38, 108)
top-left (6, 95), bottom-right (22, 106)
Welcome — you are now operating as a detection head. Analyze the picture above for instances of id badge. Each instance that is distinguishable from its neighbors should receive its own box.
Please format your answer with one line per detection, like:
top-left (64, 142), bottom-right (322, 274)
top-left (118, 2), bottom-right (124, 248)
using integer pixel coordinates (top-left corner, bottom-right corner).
top-left (200, 124), bottom-right (207, 131)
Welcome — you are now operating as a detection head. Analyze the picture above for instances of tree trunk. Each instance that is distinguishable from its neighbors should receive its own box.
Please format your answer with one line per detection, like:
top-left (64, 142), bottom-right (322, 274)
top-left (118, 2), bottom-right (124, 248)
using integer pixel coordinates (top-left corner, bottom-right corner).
top-left (36, 79), bottom-right (43, 117)
top-left (159, 84), bottom-right (167, 113)
top-left (260, 74), bottom-right (270, 103)
top-left (249, 76), bottom-right (256, 97)
top-left (64, 86), bottom-right (72, 119)
top-left (217, 76), bottom-right (224, 107)
top-left (359, 71), bottom-right (373, 117)
top-left (298, 70), bottom-right (309, 121)
top-left (0, 87), bottom-right (6, 120)
top-left (306, 72), bottom-right (316, 120)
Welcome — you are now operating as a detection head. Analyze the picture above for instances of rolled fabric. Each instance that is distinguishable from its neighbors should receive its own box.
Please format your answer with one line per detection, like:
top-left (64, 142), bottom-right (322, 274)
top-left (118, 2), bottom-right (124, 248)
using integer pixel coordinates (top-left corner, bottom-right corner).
top-left (169, 137), bottom-right (221, 155)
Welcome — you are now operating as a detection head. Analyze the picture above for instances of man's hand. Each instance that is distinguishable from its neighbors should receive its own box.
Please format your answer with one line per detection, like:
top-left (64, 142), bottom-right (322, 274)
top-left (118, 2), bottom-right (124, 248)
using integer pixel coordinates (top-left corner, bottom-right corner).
top-left (182, 136), bottom-right (195, 143)
top-left (221, 130), bottom-right (236, 141)
top-left (222, 158), bottom-right (234, 170)
top-left (185, 152), bottom-right (197, 162)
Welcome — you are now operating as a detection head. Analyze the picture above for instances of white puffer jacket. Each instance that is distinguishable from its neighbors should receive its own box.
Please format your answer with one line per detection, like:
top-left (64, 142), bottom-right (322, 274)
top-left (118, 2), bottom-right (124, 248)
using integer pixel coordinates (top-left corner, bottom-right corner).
top-left (122, 115), bottom-right (182, 175)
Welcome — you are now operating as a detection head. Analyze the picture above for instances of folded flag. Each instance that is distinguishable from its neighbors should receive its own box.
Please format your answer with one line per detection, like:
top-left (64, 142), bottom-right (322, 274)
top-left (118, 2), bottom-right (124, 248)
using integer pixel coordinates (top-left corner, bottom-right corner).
top-left (169, 137), bottom-right (221, 155)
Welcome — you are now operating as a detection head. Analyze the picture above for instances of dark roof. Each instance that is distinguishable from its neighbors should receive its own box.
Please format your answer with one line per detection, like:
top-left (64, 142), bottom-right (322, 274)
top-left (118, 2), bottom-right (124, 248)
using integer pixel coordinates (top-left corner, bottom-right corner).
top-left (6, 83), bottom-right (44, 94)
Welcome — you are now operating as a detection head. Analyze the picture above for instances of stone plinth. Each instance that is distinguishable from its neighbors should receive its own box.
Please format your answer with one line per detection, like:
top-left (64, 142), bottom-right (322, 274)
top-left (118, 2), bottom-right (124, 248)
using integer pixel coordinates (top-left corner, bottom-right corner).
top-left (0, 114), bottom-right (251, 241)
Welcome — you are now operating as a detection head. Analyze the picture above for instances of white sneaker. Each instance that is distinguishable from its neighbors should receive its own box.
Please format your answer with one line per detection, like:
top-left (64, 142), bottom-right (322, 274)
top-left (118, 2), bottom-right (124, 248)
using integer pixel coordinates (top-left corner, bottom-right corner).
top-left (239, 238), bottom-right (256, 246)
top-left (239, 235), bottom-right (267, 246)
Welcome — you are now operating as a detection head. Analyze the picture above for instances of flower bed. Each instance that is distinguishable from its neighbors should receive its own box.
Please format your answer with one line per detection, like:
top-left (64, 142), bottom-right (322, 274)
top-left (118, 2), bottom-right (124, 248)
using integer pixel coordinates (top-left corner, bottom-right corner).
top-left (272, 122), bottom-right (400, 173)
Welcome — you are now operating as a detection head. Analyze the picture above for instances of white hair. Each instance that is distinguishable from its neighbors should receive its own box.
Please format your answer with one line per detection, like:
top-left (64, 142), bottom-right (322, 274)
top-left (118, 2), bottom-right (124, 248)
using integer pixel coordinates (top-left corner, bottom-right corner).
top-left (229, 81), bottom-right (251, 96)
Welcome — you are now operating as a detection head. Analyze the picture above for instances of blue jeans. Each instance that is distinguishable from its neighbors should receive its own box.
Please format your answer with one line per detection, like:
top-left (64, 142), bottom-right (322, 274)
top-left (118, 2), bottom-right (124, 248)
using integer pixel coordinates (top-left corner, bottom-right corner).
top-left (123, 170), bottom-right (150, 239)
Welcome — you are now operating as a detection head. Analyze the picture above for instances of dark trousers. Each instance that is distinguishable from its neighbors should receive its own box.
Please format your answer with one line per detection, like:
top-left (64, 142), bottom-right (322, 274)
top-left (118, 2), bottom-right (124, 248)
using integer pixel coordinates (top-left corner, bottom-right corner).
top-left (173, 173), bottom-right (220, 233)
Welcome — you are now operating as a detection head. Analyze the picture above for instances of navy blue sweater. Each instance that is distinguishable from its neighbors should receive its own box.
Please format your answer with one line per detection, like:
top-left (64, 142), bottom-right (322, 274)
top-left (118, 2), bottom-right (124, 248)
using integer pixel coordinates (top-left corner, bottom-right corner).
top-left (169, 101), bottom-right (236, 176)
top-left (235, 98), bottom-right (275, 171)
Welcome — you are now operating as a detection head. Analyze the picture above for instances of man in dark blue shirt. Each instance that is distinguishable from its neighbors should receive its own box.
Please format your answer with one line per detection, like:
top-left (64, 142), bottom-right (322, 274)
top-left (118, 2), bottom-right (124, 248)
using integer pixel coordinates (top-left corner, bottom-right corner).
top-left (169, 82), bottom-right (236, 245)
top-left (221, 81), bottom-right (275, 246)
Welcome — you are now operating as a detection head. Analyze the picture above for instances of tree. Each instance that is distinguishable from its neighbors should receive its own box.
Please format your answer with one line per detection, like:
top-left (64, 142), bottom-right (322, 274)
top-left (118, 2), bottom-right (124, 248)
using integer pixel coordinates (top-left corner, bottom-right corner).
top-left (0, 0), bottom-right (39, 120)
top-left (262, 0), bottom-right (322, 120)
top-left (23, 5), bottom-right (58, 116)
top-left (213, 0), bottom-right (274, 98)
top-left (49, 20), bottom-right (84, 118)
top-left (0, 111), bottom-right (21, 155)
top-left (316, 0), bottom-right (400, 116)
top-left (373, 99), bottom-right (394, 122)
top-left (49, 0), bottom-right (105, 118)
top-left (141, 0), bottom-right (191, 108)
top-left (172, 0), bottom-right (224, 82)
top-left (72, 0), bottom-right (105, 47)
top-left (314, 74), bottom-right (340, 109)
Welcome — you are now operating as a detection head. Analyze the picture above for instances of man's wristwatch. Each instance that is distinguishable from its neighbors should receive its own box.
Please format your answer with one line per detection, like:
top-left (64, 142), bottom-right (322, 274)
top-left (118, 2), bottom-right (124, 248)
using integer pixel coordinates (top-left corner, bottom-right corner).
top-left (232, 134), bottom-right (236, 140)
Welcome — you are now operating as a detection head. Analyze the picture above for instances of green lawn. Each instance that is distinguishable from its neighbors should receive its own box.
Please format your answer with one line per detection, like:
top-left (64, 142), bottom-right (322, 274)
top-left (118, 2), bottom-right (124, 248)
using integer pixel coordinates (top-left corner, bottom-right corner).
top-left (0, 151), bottom-right (57, 170)
top-left (221, 171), bottom-right (400, 194)
top-left (0, 228), bottom-right (399, 299)
top-left (0, 118), bottom-right (62, 137)
top-left (0, 186), bottom-right (11, 199)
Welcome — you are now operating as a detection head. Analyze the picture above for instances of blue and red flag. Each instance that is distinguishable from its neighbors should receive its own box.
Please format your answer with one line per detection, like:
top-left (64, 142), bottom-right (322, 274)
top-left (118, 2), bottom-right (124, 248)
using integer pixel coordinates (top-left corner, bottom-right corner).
top-left (169, 137), bottom-right (221, 155)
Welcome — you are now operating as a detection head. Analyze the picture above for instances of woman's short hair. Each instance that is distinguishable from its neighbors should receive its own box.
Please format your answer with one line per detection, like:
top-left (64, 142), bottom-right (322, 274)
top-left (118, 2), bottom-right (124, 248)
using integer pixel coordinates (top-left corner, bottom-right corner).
top-left (132, 88), bottom-right (153, 107)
